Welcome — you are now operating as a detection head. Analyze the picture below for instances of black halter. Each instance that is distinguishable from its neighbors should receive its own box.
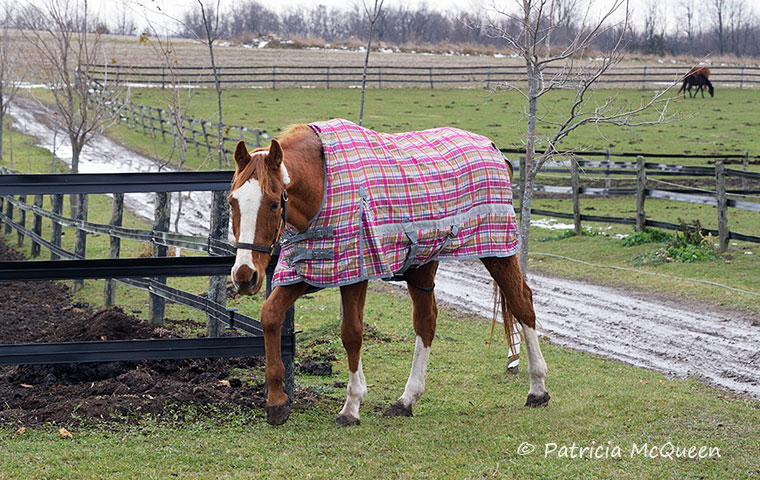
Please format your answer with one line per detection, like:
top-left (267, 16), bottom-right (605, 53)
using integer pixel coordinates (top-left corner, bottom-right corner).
top-left (233, 190), bottom-right (289, 256)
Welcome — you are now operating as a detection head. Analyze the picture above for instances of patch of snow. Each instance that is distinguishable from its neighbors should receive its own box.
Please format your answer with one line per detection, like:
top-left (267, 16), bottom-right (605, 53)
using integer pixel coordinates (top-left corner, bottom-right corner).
top-left (532, 218), bottom-right (575, 230)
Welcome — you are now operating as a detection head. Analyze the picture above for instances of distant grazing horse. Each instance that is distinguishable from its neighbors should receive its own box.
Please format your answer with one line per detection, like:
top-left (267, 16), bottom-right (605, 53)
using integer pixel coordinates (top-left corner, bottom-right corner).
top-left (228, 119), bottom-right (549, 426)
top-left (678, 66), bottom-right (714, 98)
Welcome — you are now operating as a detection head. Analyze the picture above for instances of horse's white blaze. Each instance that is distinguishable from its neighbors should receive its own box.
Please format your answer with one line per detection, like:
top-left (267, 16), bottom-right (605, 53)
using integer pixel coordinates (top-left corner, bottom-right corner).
top-left (338, 359), bottom-right (367, 419)
top-left (281, 163), bottom-right (291, 186)
top-left (231, 179), bottom-right (263, 284)
top-left (398, 336), bottom-right (431, 408)
top-left (522, 327), bottom-right (548, 396)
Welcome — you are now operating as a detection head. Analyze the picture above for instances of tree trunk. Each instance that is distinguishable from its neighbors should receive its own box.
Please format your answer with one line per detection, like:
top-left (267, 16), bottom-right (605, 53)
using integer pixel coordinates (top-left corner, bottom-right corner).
top-left (206, 41), bottom-right (225, 169)
top-left (0, 114), bottom-right (4, 163)
top-left (358, 24), bottom-right (375, 126)
top-left (518, 67), bottom-right (539, 277)
top-left (69, 138), bottom-right (82, 218)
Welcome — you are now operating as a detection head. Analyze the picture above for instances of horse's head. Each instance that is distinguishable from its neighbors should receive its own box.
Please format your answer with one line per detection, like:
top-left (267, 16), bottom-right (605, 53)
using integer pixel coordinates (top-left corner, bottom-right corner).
top-left (229, 139), bottom-right (288, 296)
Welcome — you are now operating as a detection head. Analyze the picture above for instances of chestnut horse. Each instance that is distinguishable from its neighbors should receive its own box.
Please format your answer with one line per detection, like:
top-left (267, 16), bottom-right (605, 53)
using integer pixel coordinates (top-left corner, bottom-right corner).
top-left (228, 124), bottom-right (549, 426)
top-left (678, 66), bottom-right (714, 98)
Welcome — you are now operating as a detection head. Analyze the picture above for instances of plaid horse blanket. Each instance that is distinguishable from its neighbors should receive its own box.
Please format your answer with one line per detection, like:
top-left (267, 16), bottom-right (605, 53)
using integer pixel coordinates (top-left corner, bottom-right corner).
top-left (272, 118), bottom-right (519, 288)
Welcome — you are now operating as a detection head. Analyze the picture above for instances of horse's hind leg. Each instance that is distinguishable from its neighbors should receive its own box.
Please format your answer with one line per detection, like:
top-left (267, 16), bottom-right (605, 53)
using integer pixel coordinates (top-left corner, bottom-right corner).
top-left (385, 262), bottom-right (439, 417)
top-left (481, 256), bottom-right (550, 408)
top-left (336, 281), bottom-right (369, 426)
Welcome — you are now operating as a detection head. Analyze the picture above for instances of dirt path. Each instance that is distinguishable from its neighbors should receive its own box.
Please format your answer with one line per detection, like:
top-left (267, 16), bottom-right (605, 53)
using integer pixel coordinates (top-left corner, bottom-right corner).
top-left (433, 261), bottom-right (760, 400)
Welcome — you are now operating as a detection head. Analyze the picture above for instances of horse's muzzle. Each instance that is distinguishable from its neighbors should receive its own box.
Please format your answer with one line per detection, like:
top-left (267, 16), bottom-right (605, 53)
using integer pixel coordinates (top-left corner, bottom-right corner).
top-left (232, 266), bottom-right (261, 296)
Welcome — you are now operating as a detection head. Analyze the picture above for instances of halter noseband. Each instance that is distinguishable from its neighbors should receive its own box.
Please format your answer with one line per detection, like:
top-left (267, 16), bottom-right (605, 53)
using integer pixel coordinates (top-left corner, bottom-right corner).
top-left (233, 190), bottom-right (289, 256)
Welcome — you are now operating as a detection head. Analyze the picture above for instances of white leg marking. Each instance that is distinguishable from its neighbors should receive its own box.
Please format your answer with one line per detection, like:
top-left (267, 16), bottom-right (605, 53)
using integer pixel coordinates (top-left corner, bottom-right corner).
top-left (338, 359), bottom-right (367, 420)
top-left (231, 179), bottom-right (262, 281)
top-left (507, 322), bottom-right (521, 369)
top-left (522, 327), bottom-right (548, 396)
top-left (398, 336), bottom-right (431, 408)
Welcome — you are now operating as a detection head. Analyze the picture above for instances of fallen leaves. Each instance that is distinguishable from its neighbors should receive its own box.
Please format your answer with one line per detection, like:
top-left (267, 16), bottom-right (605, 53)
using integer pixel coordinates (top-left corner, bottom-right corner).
top-left (16, 427), bottom-right (26, 435)
top-left (58, 427), bottom-right (72, 438)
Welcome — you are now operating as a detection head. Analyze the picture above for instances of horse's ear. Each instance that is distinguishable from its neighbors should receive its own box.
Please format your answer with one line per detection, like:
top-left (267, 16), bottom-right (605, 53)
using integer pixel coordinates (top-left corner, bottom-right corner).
top-left (265, 139), bottom-right (283, 171)
top-left (234, 141), bottom-right (250, 171)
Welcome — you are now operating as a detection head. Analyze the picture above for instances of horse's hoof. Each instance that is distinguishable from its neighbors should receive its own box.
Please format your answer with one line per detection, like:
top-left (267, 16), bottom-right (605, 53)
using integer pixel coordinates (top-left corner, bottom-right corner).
top-left (525, 392), bottom-right (550, 408)
top-left (384, 400), bottom-right (413, 417)
top-left (265, 400), bottom-right (291, 426)
top-left (507, 365), bottom-right (519, 375)
top-left (335, 414), bottom-right (360, 426)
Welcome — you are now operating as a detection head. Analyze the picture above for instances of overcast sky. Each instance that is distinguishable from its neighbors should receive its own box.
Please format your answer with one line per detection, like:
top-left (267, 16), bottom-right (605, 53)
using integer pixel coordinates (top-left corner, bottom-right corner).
top-left (89, 0), bottom-right (757, 35)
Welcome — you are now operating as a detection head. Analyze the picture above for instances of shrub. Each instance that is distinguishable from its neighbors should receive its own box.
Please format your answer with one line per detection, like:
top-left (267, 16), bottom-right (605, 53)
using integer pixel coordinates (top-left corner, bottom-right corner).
top-left (622, 228), bottom-right (673, 247)
top-left (631, 219), bottom-right (717, 265)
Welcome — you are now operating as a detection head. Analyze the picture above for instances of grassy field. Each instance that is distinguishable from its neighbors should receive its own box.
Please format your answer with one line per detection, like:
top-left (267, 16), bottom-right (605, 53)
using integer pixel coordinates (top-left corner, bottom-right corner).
top-left (1, 87), bottom-right (760, 478)
top-left (111, 87), bottom-right (760, 171)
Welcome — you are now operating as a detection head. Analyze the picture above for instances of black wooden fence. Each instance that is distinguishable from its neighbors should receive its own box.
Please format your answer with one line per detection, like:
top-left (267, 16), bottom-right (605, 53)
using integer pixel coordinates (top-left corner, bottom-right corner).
top-left (0, 169), bottom-right (295, 395)
top-left (87, 64), bottom-right (760, 89)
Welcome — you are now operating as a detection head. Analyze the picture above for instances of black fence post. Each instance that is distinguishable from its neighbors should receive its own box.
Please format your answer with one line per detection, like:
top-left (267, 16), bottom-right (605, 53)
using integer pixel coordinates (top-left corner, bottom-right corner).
top-left (150, 192), bottom-right (170, 324)
top-left (3, 195), bottom-right (12, 234)
top-left (50, 194), bottom-right (63, 260)
top-left (105, 193), bottom-right (124, 307)
top-left (636, 155), bottom-right (647, 232)
top-left (16, 195), bottom-right (26, 246)
top-left (207, 190), bottom-right (229, 337)
top-left (715, 161), bottom-right (729, 253)
top-left (571, 157), bottom-right (581, 235)
top-left (31, 194), bottom-right (43, 257)
top-left (73, 193), bottom-right (88, 288)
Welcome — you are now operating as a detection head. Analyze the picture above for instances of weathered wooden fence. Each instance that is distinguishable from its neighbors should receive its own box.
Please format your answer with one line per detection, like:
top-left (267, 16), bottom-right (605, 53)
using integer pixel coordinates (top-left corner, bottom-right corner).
top-left (0, 169), bottom-right (296, 394)
top-left (505, 150), bottom-right (760, 250)
top-left (87, 64), bottom-right (760, 89)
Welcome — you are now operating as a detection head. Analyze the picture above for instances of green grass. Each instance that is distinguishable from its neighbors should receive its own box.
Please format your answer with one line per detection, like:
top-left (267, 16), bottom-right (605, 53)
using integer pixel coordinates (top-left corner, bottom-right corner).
top-left (27, 87), bottom-right (759, 173)
top-left (2, 284), bottom-right (760, 479)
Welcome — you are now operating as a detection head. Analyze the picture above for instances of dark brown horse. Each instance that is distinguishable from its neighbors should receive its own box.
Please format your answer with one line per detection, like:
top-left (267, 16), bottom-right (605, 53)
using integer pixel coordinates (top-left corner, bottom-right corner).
top-left (678, 66), bottom-right (714, 98)
top-left (228, 124), bottom-right (549, 426)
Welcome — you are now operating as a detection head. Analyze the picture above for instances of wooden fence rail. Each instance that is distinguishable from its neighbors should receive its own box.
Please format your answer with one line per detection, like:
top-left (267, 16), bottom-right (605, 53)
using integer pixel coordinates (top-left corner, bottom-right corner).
top-left (86, 64), bottom-right (760, 89)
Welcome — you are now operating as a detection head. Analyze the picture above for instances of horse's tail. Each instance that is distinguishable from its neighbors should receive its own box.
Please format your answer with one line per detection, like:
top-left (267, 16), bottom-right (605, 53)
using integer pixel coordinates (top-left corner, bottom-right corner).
top-left (490, 281), bottom-right (521, 367)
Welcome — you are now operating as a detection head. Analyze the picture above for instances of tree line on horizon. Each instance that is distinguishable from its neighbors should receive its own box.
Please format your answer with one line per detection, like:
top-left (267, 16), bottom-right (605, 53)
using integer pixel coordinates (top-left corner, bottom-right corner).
top-left (176, 0), bottom-right (760, 59)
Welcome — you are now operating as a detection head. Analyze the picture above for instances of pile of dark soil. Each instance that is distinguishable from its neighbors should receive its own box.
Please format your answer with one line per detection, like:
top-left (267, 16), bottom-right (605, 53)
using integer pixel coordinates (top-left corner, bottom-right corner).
top-left (0, 239), bottom-right (314, 426)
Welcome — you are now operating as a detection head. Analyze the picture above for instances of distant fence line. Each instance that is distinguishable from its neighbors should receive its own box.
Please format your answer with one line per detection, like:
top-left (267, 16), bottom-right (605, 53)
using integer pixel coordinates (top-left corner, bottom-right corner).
top-left (86, 64), bottom-right (760, 89)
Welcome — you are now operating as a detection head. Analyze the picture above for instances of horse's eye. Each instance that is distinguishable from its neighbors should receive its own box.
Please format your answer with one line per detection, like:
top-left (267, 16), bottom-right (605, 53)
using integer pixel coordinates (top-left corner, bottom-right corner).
top-left (270, 202), bottom-right (279, 211)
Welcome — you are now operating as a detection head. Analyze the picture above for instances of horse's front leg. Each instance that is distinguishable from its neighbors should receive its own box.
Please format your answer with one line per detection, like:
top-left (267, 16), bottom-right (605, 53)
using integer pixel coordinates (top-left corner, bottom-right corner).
top-left (336, 281), bottom-right (369, 426)
top-left (261, 283), bottom-right (308, 426)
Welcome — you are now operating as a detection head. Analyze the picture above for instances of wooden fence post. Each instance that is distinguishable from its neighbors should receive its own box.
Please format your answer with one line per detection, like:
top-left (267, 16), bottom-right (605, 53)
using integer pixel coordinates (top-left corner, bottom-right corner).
top-left (571, 156), bottom-right (581, 235)
top-left (104, 193), bottom-right (124, 307)
top-left (73, 193), bottom-right (88, 288)
top-left (150, 192), bottom-right (170, 324)
top-left (715, 160), bottom-right (729, 253)
top-left (31, 194), bottom-right (43, 257)
top-left (272, 66), bottom-right (276, 89)
top-left (604, 146), bottom-right (611, 197)
top-left (743, 150), bottom-right (749, 191)
top-left (0, 195), bottom-right (4, 230)
top-left (739, 67), bottom-right (744, 89)
top-left (636, 155), bottom-right (647, 232)
top-left (190, 120), bottom-right (201, 156)
top-left (3, 195), bottom-right (12, 234)
top-left (429, 67), bottom-right (434, 89)
top-left (50, 194), bottom-right (63, 260)
top-left (158, 109), bottom-right (167, 143)
top-left (378, 66), bottom-right (382, 88)
top-left (326, 66), bottom-right (330, 88)
top-left (641, 66), bottom-right (647, 89)
top-left (139, 106), bottom-right (147, 135)
top-left (16, 194), bottom-right (26, 246)
top-left (207, 190), bottom-right (229, 337)
top-left (486, 66), bottom-right (492, 89)
top-left (201, 121), bottom-right (213, 156)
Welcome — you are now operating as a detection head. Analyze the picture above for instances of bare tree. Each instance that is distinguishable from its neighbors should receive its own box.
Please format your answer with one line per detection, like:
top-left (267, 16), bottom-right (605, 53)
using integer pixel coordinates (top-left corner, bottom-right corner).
top-left (711, 0), bottom-right (727, 54)
top-left (196, 0), bottom-right (226, 169)
top-left (0, 3), bottom-right (23, 164)
top-left (21, 0), bottom-right (117, 176)
top-left (358, 0), bottom-right (385, 127)
top-left (482, 0), bottom-right (680, 274)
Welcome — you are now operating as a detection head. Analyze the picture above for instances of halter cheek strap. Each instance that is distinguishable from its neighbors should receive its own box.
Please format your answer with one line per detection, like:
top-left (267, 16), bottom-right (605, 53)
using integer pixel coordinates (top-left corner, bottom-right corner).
top-left (234, 190), bottom-right (289, 256)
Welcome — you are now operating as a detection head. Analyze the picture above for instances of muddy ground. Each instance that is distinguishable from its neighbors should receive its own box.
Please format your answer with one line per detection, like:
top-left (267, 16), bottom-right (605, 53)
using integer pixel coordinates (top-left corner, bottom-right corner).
top-left (432, 260), bottom-right (760, 400)
top-left (0, 240), bottom-right (330, 427)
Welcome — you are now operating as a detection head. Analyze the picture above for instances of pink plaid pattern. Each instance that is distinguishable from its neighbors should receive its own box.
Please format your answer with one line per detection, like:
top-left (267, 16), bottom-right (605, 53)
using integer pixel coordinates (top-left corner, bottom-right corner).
top-left (273, 119), bottom-right (519, 287)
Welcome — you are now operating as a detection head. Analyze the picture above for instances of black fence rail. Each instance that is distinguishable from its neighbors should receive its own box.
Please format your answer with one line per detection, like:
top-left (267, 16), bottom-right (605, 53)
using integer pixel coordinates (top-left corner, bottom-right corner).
top-left (86, 64), bottom-right (760, 89)
top-left (0, 168), bottom-right (295, 394)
